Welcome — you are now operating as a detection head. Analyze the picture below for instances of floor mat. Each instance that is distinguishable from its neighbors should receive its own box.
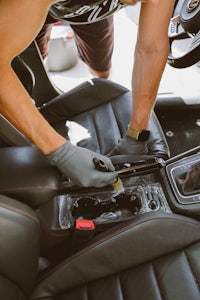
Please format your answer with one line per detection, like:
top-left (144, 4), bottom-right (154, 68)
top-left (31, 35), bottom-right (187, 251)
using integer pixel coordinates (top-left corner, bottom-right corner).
top-left (156, 109), bottom-right (200, 157)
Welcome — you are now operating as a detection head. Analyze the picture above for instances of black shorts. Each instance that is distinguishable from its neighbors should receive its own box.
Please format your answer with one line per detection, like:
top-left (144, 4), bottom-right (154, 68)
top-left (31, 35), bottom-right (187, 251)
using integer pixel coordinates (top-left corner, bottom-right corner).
top-left (36, 15), bottom-right (114, 72)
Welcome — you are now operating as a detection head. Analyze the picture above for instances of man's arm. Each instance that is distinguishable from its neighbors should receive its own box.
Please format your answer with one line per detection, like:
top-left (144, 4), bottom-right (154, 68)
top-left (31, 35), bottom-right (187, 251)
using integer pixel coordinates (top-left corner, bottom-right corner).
top-left (0, 0), bottom-right (66, 154)
top-left (108, 0), bottom-right (175, 157)
top-left (0, 0), bottom-right (117, 187)
top-left (130, 0), bottom-right (175, 131)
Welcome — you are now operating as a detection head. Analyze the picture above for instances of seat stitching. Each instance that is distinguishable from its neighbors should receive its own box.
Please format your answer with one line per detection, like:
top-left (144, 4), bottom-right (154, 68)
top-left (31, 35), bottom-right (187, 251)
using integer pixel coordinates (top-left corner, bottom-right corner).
top-left (152, 262), bottom-right (164, 300)
top-left (38, 215), bottom-right (200, 282)
top-left (0, 202), bottom-right (39, 225)
top-left (86, 284), bottom-right (89, 300)
top-left (92, 103), bottom-right (120, 153)
top-left (118, 274), bottom-right (125, 300)
top-left (91, 111), bottom-right (102, 154)
top-left (0, 273), bottom-right (25, 298)
top-left (183, 250), bottom-right (200, 293)
top-left (110, 101), bottom-right (123, 138)
top-left (0, 186), bottom-right (58, 192)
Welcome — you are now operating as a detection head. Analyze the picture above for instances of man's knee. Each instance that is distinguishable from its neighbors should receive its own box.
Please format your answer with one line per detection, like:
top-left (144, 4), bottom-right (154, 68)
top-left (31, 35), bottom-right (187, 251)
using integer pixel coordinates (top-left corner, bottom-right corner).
top-left (89, 68), bottom-right (110, 79)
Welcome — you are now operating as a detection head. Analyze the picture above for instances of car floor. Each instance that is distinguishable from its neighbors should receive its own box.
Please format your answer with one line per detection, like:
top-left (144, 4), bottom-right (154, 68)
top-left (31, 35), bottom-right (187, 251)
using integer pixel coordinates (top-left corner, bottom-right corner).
top-left (47, 7), bottom-right (200, 158)
top-left (155, 107), bottom-right (200, 157)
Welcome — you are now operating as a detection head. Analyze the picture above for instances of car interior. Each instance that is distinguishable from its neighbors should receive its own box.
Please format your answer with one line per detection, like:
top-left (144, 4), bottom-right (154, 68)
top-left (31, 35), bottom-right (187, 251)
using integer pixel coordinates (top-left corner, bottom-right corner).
top-left (0, 0), bottom-right (200, 299)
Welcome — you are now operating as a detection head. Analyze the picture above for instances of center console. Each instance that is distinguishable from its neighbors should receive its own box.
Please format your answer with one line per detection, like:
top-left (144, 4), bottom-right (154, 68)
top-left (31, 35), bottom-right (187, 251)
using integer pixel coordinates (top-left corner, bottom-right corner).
top-left (38, 146), bottom-right (200, 246)
top-left (38, 156), bottom-right (172, 239)
top-left (1, 145), bottom-right (200, 251)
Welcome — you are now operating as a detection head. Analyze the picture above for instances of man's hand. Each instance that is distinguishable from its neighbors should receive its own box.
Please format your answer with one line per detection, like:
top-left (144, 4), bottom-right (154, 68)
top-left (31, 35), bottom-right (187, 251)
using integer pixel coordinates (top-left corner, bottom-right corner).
top-left (46, 142), bottom-right (117, 187)
top-left (108, 135), bottom-right (148, 156)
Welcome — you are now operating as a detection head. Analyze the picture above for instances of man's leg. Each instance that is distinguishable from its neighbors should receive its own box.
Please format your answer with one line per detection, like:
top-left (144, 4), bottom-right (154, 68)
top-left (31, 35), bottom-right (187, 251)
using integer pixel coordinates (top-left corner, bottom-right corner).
top-left (71, 16), bottom-right (114, 79)
top-left (35, 15), bottom-right (114, 78)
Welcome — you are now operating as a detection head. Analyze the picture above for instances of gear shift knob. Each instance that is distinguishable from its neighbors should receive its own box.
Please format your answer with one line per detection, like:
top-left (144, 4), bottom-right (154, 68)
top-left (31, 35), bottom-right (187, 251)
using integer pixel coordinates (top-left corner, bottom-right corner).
top-left (176, 161), bottom-right (200, 196)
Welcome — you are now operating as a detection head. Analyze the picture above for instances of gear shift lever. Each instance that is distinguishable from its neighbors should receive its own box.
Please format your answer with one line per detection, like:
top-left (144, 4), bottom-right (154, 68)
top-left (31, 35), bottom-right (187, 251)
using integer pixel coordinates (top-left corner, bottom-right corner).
top-left (176, 161), bottom-right (200, 196)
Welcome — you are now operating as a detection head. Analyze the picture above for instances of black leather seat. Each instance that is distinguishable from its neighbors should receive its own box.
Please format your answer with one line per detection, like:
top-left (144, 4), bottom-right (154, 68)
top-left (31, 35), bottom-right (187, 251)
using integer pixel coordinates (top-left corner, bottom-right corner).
top-left (39, 78), bottom-right (170, 159)
top-left (0, 195), bottom-right (40, 299)
top-left (8, 41), bottom-right (170, 160)
top-left (1, 194), bottom-right (200, 300)
top-left (31, 211), bottom-right (200, 300)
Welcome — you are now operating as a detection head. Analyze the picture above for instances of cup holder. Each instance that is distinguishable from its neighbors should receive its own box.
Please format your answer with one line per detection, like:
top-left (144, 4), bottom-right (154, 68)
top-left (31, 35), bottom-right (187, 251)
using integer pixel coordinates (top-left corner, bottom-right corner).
top-left (39, 183), bottom-right (170, 231)
top-left (72, 192), bottom-right (142, 224)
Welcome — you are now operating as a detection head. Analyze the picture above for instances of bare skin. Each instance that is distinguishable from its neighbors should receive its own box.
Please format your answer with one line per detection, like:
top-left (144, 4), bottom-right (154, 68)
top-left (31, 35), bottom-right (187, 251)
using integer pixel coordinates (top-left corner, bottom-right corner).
top-left (0, 0), bottom-right (66, 154)
top-left (92, 0), bottom-right (175, 132)
top-left (0, 0), bottom-right (174, 157)
top-left (89, 68), bottom-right (110, 78)
top-left (130, 0), bottom-right (175, 131)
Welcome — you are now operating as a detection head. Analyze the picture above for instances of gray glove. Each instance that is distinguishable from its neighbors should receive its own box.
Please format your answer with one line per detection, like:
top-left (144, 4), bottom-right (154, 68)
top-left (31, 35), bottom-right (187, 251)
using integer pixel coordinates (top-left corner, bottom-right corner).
top-left (46, 142), bottom-right (117, 188)
top-left (108, 135), bottom-right (148, 156)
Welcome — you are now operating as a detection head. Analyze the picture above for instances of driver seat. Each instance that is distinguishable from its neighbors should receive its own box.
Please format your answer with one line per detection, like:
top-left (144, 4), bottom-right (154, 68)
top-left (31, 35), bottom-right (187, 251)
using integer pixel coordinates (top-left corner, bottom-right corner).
top-left (1, 40), bottom-right (170, 161)
top-left (1, 194), bottom-right (200, 300)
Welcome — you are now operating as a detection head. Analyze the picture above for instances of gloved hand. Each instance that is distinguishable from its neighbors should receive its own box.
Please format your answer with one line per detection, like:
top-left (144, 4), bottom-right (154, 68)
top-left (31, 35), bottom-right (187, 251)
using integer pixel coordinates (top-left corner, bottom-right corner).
top-left (108, 135), bottom-right (148, 156)
top-left (46, 142), bottom-right (117, 188)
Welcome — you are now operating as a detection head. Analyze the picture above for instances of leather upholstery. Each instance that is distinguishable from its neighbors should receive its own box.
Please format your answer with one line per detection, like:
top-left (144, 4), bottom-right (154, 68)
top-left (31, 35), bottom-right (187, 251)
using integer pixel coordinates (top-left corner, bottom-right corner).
top-left (0, 195), bottom-right (40, 300)
top-left (0, 147), bottom-right (61, 207)
top-left (12, 56), bottom-right (35, 96)
top-left (12, 45), bottom-right (170, 159)
top-left (31, 212), bottom-right (200, 299)
top-left (0, 113), bottom-right (31, 147)
top-left (40, 78), bottom-right (170, 159)
top-left (1, 194), bottom-right (200, 300)
top-left (20, 41), bottom-right (61, 106)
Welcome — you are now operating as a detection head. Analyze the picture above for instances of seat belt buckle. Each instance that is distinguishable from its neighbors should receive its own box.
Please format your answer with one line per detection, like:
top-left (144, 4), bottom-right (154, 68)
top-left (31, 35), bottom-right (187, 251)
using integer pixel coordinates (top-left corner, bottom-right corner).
top-left (76, 219), bottom-right (95, 230)
top-left (73, 219), bottom-right (95, 244)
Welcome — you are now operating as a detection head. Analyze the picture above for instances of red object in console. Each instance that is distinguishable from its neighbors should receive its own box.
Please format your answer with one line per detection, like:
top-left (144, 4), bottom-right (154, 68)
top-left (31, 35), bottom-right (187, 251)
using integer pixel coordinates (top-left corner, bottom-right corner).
top-left (76, 219), bottom-right (95, 230)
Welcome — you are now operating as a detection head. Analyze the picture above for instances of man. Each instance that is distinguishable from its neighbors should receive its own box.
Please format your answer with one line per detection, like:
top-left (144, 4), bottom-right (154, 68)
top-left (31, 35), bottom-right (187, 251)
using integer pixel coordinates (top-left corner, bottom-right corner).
top-left (36, 10), bottom-right (114, 79)
top-left (0, 0), bottom-right (174, 187)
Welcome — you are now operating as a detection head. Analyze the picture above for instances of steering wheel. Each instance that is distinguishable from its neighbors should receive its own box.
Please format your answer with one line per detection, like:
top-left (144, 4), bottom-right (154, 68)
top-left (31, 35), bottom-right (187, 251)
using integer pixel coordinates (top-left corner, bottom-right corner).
top-left (168, 0), bottom-right (200, 68)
